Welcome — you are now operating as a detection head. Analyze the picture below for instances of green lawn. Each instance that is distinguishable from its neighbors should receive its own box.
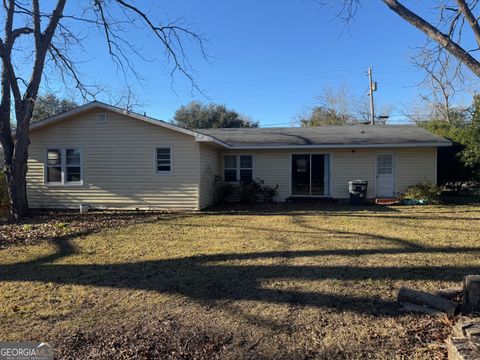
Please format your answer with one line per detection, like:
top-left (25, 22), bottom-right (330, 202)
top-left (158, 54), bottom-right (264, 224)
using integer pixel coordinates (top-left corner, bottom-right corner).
top-left (1, 204), bottom-right (479, 359)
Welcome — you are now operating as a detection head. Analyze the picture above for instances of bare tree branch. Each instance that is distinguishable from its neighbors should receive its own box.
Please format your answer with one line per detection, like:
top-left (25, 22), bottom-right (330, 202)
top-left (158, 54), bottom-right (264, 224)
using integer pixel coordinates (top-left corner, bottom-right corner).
top-left (11, 27), bottom-right (33, 41)
top-left (456, 0), bottom-right (480, 47)
top-left (48, 43), bottom-right (97, 100)
top-left (382, 0), bottom-right (480, 76)
top-left (114, 0), bottom-right (207, 93)
top-left (333, 1), bottom-right (480, 78)
top-left (411, 42), bottom-right (466, 123)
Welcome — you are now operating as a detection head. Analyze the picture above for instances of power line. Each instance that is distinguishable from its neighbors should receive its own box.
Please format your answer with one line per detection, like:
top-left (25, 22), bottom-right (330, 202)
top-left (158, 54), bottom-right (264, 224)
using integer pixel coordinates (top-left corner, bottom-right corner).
top-left (149, 67), bottom-right (415, 94)
top-left (387, 114), bottom-right (433, 118)
top-left (259, 114), bottom-right (436, 127)
top-left (261, 123), bottom-right (297, 127)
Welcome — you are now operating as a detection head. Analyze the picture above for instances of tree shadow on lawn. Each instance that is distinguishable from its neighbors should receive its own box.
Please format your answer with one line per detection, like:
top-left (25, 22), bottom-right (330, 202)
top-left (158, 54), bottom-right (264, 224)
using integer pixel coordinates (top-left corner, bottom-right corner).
top-left (206, 203), bottom-right (399, 216)
top-left (1, 237), bottom-right (480, 317)
top-left (204, 203), bottom-right (480, 221)
top-left (176, 221), bottom-right (426, 250)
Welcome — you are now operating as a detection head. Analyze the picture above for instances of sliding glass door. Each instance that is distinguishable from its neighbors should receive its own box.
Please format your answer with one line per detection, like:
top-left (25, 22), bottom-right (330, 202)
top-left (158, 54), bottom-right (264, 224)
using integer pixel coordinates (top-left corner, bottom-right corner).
top-left (291, 155), bottom-right (310, 195)
top-left (291, 154), bottom-right (330, 196)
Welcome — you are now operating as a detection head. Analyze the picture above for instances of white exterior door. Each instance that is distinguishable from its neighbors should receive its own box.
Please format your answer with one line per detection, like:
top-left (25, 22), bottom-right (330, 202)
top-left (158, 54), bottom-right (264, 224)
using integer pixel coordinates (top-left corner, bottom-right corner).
top-left (376, 153), bottom-right (395, 197)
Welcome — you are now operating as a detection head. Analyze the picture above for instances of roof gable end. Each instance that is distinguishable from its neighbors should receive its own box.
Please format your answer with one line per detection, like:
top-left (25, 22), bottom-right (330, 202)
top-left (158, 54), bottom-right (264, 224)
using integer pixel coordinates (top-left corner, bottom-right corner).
top-left (29, 101), bottom-right (195, 137)
top-left (27, 101), bottom-right (230, 148)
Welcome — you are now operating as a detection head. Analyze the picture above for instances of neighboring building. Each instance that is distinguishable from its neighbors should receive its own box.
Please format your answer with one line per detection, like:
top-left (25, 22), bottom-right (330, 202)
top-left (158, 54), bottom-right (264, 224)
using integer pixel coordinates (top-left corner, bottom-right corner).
top-left (26, 101), bottom-right (451, 210)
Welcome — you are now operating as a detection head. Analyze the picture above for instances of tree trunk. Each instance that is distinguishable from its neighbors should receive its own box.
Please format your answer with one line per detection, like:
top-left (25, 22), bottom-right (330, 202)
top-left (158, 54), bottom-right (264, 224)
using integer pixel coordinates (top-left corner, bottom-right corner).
top-left (5, 158), bottom-right (29, 220)
top-left (435, 287), bottom-right (463, 300)
top-left (462, 275), bottom-right (480, 312)
top-left (398, 287), bottom-right (459, 316)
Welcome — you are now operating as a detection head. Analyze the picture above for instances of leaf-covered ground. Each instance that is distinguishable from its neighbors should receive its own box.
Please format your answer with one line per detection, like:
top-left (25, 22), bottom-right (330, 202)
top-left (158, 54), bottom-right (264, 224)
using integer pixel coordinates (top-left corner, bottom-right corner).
top-left (1, 204), bottom-right (478, 359)
top-left (0, 210), bottom-right (181, 248)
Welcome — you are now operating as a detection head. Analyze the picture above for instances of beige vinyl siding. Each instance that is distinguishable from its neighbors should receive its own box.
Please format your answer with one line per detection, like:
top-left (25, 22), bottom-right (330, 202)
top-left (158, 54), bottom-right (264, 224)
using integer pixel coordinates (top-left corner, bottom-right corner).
top-left (396, 147), bottom-right (436, 193)
top-left (331, 149), bottom-right (377, 198)
top-left (198, 143), bottom-right (221, 209)
top-left (27, 109), bottom-right (199, 209)
top-left (332, 147), bottom-right (437, 198)
top-left (250, 151), bottom-right (290, 200)
top-left (220, 147), bottom-right (437, 201)
top-left (219, 151), bottom-right (290, 201)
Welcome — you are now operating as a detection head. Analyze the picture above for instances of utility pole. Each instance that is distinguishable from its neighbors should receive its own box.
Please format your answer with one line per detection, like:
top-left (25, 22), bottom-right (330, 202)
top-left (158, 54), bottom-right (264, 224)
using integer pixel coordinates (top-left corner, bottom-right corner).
top-left (367, 67), bottom-right (376, 125)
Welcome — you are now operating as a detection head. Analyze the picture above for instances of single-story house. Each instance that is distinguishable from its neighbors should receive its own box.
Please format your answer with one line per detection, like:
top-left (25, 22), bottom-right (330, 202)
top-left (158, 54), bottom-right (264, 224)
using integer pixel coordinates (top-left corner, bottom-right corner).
top-left (26, 101), bottom-right (451, 210)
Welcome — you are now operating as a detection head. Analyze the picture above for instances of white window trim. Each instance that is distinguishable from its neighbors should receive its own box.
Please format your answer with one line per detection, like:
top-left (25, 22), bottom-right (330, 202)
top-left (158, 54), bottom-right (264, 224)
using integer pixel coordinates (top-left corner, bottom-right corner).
top-left (44, 146), bottom-right (84, 186)
top-left (154, 146), bottom-right (173, 175)
top-left (223, 154), bottom-right (255, 183)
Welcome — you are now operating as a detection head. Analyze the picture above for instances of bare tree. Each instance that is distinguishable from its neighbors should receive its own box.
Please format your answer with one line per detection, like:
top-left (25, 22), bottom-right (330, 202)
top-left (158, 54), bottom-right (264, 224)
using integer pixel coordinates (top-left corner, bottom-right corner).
top-left (398, 100), bottom-right (430, 123)
top-left (111, 86), bottom-right (145, 112)
top-left (0, 1), bottom-right (206, 219)
top-left (398, 95), bottom-right (469, 124)
top-left (298, 84), bottom-right (392, 126)
top-left (335, 1), bottom-right (480, 77)
top-left (411, 43), bottom-right (466, 123)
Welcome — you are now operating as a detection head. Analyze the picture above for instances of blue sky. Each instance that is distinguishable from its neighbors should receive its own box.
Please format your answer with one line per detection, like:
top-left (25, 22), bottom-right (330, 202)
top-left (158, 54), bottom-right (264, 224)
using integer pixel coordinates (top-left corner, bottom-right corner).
top-left (42, 1), bottom-right (478, 126)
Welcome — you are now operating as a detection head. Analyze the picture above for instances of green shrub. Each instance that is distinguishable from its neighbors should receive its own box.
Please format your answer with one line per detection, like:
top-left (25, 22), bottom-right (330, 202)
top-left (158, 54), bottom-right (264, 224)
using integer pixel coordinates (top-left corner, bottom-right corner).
top-left (213, 176), bottom-right (236, 204)
top-left (401, 180), bottom-right (442, 204)
top-left (257, 179), bottom-right (278, 203)
top-left (214, 178), bottom-right (278, 205)
top-left (238, 181), bottom-right (260, 204)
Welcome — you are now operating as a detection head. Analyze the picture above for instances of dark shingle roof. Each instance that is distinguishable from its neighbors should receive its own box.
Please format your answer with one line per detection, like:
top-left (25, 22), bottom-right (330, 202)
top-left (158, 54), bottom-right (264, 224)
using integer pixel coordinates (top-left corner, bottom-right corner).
top-left (196, 125), bottom-right (451, 148)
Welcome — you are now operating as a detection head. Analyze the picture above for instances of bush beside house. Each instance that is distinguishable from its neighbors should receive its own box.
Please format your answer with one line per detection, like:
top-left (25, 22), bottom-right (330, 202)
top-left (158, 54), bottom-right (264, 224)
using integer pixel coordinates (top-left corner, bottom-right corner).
top-left (401, 181), bottom-right (442, 204)
top-left (214, 178), bottom-right (279, 205)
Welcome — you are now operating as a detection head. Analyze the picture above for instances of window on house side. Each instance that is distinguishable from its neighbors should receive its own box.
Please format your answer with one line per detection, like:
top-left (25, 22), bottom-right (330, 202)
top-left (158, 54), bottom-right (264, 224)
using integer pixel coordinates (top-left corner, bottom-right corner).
top-left (156, 147), bottom-right (172, 174)
top-left (239, 155), bottom-right (253, 182)
top-left (46, 149), bottom-right (62, 183)
top-left (224, 155), bottom-right (253, 182)
top-left (46, 148), bottom-right (83, 185)
top-left (224, 155), bottom-right (237, 182)
top-left (66, 149), bottom-right (82, 182)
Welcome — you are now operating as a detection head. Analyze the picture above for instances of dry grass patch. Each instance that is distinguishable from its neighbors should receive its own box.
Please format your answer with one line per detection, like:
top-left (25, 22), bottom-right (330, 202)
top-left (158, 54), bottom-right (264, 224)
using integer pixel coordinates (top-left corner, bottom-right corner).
top-left (0, 204), bottom-right (479, 359)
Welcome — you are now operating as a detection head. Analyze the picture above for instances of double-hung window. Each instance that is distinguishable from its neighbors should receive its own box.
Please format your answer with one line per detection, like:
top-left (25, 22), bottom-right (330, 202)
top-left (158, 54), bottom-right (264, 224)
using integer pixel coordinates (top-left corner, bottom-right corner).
top-left (224, 155), bottom-right (253, 182)
top-left (46, 149), bottom-right (62, 183)
top-left (224, 156), bottom-right (237, 182)
top-left (155, 147), bottom-right (172, 175)
top-left (45, 147), bottom-right (83, 185)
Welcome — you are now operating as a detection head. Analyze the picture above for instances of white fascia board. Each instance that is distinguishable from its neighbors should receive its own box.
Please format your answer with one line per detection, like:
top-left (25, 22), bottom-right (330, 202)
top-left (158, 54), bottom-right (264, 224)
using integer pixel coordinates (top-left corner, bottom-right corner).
top-left (194, 134), bottom-right (230, 148)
